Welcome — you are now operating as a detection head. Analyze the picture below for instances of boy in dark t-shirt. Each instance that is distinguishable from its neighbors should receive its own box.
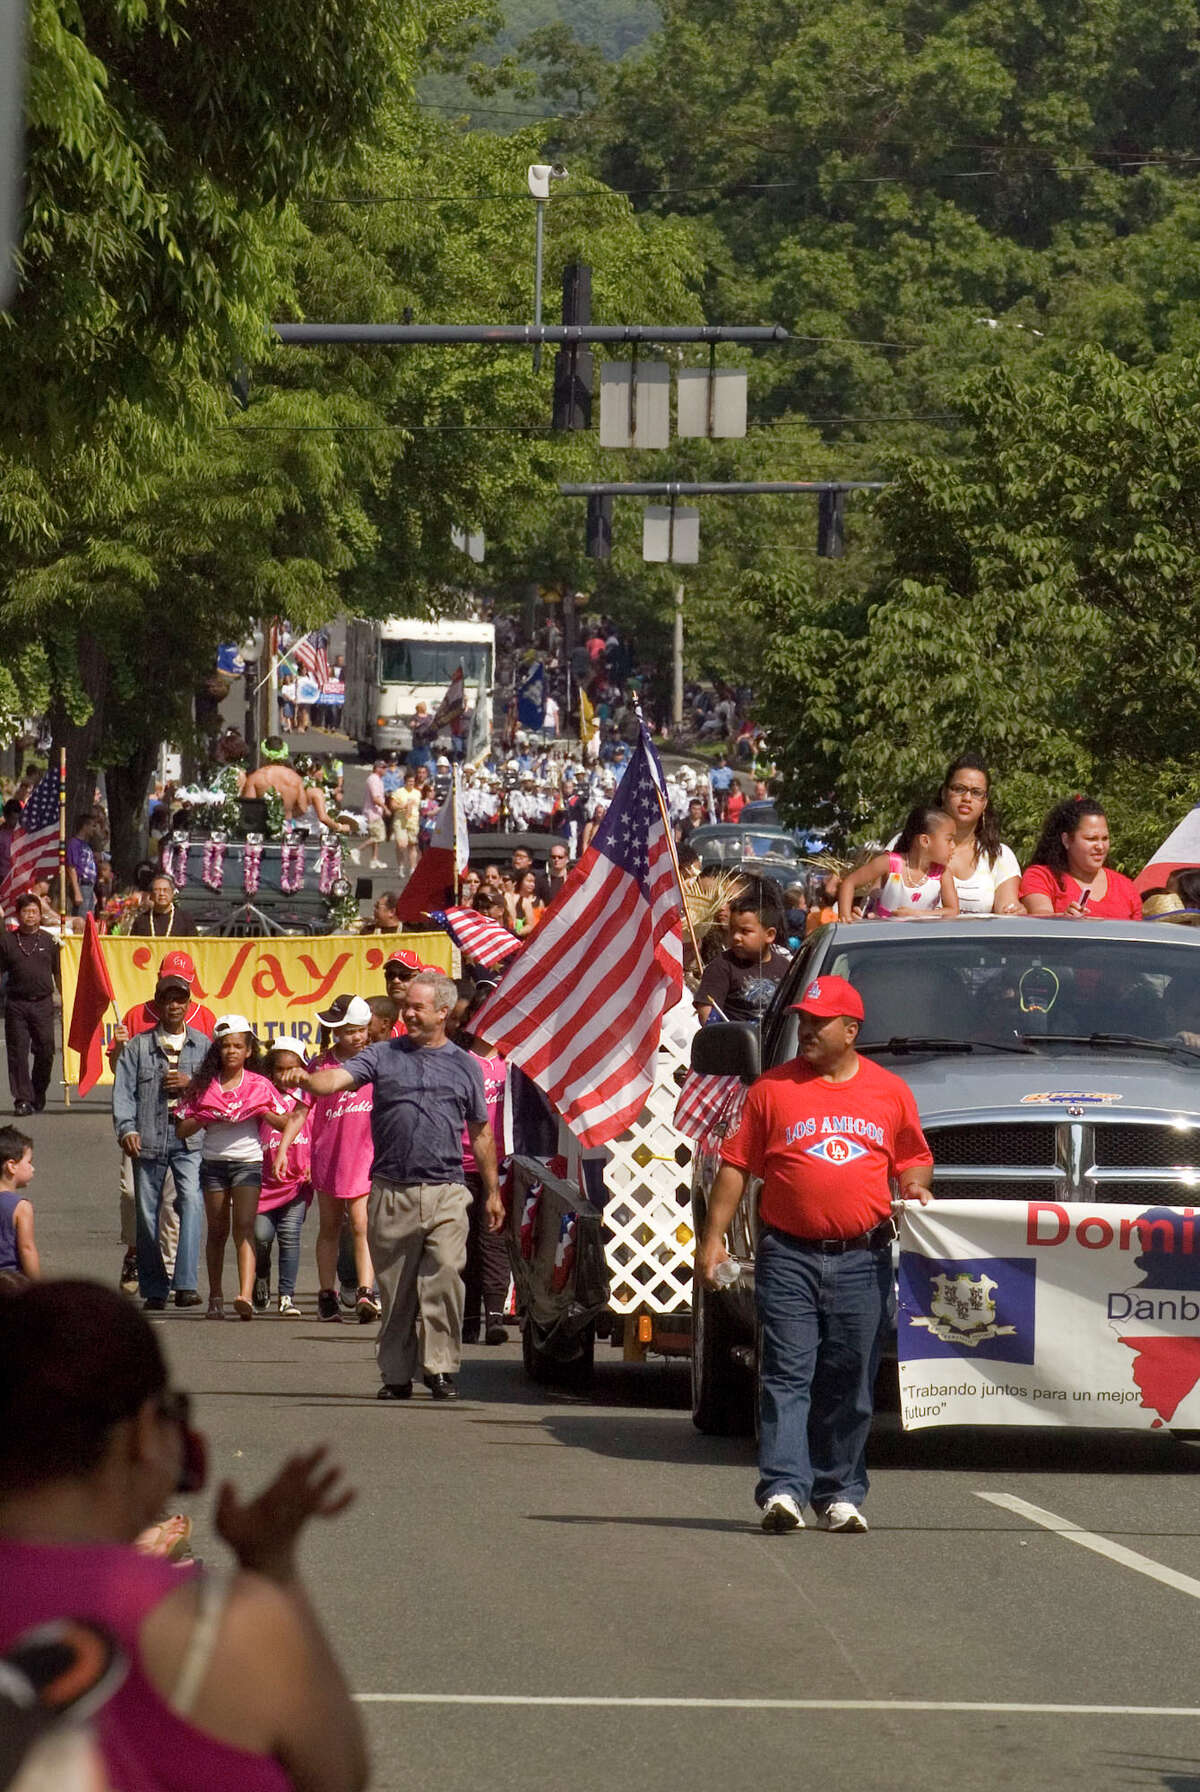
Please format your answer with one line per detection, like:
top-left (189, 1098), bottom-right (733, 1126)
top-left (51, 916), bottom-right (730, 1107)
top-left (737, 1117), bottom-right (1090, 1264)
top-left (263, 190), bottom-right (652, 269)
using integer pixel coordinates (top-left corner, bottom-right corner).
top-left (695, 890), bottom-right (791, 1026)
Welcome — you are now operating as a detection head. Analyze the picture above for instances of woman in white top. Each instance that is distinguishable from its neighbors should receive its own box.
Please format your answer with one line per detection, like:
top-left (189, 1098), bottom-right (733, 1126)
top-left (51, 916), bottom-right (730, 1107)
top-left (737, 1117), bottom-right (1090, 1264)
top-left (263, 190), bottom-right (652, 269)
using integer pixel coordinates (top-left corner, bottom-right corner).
top-left (936, 754), bottom-right (1022, 914)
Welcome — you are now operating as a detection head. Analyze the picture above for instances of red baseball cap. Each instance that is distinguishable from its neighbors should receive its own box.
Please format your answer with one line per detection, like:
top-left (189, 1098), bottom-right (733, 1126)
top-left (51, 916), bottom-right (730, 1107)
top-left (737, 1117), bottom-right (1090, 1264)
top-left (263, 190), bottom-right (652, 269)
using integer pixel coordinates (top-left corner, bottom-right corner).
top-left (384, 949), bottom-right (427, 973)
top-left (788, 975), bottom-right (864, 1022)
top-left (158, 950), bottom-right (197, 990)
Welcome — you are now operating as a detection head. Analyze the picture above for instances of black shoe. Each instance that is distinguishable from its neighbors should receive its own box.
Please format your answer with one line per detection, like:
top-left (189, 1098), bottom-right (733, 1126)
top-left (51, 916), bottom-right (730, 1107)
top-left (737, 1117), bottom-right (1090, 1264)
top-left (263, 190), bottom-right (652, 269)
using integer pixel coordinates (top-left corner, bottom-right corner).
top-left (423, 1373), bottom-right (458, 1401)
top-left (461, 1323), bottom-right (481, 1345)
top-left (31, 1095), bottom-right (45, 1114)
top-left (485, 1314), bottom-right (508, 1346)
top-left (13, 1102), bottom-right (31, 1117)
top-left (173, 1289), bottom-right (203, 1308)
top-left (142, 1296), bottom-right (167, 1312)
top-left (252, 1275), bottom-right (270, 1311)
top-left (377, 1381), bottom-right (412, 1400)
top-left (317, 1289), bottom-right (341, 1322)
top-left (119, 1248), bottom-right (138, 1293)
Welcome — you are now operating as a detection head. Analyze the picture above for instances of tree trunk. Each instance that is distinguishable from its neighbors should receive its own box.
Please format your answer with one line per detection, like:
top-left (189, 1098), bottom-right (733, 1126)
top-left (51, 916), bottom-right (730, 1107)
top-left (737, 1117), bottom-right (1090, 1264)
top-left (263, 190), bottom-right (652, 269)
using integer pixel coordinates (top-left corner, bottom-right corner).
top-left (106, 737), bottom-right (159, 882)
top-left (49, 631), bottom-right (110, 901)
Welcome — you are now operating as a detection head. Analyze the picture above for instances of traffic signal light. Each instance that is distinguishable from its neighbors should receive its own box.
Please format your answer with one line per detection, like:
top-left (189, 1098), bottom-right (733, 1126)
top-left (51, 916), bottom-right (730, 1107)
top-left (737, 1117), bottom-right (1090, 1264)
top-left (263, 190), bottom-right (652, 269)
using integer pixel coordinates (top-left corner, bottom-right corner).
top-left (818, 488), bottom-right (845, 558)
top-left (552, 262), bottom-right (593, 431)
top-left (585, 494), bottom-right (612, 558)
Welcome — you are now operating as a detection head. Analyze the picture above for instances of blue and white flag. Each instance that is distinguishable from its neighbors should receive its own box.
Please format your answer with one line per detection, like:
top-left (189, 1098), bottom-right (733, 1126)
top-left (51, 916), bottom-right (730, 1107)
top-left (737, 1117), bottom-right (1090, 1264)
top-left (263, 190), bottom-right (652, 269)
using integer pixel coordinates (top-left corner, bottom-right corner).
top-left (517, 661), bottom-right (547, 731)
top-left (898, 1199), bottom-right (1200, 1431)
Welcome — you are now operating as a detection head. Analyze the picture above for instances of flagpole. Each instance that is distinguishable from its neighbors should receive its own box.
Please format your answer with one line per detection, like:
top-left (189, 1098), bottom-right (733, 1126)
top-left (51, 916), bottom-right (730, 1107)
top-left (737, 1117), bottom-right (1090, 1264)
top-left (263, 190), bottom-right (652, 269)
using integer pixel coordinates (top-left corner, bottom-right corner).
top-left (58, 746), bottom-right (71, 1108)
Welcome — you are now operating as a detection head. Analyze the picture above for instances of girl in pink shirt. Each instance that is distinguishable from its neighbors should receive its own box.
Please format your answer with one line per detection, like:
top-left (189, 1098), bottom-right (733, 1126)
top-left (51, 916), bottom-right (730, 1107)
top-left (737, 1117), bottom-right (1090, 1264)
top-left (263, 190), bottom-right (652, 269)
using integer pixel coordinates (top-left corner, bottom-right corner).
top-left (273, 996), bottom-right (377, 1324)
top-left (175, 1018), bottom-right (289, 1321)
top-left (253, 1039), bottom-right (313, 1317)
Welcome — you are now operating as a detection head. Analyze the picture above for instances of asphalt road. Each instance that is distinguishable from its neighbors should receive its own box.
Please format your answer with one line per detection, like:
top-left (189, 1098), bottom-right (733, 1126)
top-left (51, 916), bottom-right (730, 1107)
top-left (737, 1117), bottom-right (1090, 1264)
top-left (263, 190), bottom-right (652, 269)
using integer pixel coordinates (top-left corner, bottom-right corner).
top-left (21, 1091), bottom-right (1200, 1792)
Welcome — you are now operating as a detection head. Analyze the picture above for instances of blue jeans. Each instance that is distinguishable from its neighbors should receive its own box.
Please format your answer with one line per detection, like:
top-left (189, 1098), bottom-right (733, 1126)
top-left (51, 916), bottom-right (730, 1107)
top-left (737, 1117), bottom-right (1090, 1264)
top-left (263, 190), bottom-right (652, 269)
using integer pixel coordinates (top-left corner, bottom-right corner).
top-left (133, 1146), bottom-right (202, 1300)
top-left (754, 1227), bottom-right (892, 1512)
top-left (255, 1196), bottom-right (308, 1298)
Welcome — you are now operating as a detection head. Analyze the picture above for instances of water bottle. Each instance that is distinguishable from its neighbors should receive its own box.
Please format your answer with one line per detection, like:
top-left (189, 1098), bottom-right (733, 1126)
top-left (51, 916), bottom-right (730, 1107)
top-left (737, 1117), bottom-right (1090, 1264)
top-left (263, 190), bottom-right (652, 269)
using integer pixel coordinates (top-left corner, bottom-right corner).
top-left (713, 1258), bottom-right (747, 1288)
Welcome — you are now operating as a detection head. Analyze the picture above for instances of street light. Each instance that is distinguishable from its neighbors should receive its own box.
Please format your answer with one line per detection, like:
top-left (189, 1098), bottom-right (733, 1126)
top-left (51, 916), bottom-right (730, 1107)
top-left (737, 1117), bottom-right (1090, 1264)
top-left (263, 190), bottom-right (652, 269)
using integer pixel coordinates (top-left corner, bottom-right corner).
top-left (528, 162), bottom-right (568, 372)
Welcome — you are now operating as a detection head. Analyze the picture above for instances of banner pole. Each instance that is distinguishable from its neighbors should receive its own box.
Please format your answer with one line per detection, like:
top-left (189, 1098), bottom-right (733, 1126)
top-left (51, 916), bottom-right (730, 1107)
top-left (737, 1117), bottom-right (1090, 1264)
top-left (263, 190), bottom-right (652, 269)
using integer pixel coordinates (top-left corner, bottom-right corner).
top-left (647, 749), bottom-right (704, 972)
top-left (58, 746), bottom-right (71, 1107)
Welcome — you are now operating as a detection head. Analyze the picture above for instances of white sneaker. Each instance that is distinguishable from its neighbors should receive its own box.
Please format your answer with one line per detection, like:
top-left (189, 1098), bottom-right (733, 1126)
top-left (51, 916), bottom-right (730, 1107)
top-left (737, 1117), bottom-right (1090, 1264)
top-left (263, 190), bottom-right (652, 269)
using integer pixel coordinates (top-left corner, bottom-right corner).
top-left (278, 1295), bottom-right (302, 1317)
top-left (817, 1500), bottom-right (868, 1532)
top-left (760, 1494), bottom-right (805, 1533)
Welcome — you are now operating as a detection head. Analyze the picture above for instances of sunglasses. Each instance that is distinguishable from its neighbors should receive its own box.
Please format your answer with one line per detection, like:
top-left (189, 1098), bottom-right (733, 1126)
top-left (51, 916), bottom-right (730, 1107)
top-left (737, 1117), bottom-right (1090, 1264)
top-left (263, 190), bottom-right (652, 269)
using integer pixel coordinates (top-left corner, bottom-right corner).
top-left (158, 1389), bottom-right (207, 1494)
top-left (945, 783), bottom-right (988, 800)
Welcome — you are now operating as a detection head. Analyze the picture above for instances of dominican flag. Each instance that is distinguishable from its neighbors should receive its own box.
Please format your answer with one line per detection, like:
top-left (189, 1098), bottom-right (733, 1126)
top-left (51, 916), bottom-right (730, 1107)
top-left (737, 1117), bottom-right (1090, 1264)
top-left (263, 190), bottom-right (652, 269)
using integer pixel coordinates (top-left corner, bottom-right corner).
top-left (1137, 804), bottom-right (1200, 893)
top-left (394, 767), bottom-right (469, 924)
top-left (0, 766), bottom-right (61, 908)
top-left (67, 915), bottom-right (116, 1096)
top-left (472, 729), bottom-right (683, 1148)
top-left (432, 664), bottom-right (467, 731)
top-left (550, 1211), bottom-right (577, 1292)
top-left (431, 906), bottom-right (522, 970)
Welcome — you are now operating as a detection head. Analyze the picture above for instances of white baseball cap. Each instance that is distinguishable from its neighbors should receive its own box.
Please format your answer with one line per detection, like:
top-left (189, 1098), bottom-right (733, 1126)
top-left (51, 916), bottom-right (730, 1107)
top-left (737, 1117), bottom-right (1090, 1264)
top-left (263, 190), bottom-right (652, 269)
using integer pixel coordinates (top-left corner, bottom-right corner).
top-left (268, 1035), bottom-right (310, 1058)
top-left (213, 1013), bottom-right (256, 1039)
top-left (317, 994), bottom-right (372, 1028)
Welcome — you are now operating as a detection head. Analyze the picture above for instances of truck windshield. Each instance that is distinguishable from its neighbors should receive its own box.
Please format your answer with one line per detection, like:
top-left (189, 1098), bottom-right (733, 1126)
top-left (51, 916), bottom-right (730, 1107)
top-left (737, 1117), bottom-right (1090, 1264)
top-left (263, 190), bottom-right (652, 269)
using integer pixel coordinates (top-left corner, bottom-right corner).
top-left (378, 641), bottom-right (491, 685)
top-left (783, 936), bottom-right (1200, 1054)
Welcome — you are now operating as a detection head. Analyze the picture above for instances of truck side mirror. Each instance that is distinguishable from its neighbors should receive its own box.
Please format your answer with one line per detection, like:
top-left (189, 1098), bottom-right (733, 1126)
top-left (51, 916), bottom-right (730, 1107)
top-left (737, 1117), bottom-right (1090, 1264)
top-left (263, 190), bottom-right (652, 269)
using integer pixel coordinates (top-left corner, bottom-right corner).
top-left (691, 1022), bottom-right (760, 1083)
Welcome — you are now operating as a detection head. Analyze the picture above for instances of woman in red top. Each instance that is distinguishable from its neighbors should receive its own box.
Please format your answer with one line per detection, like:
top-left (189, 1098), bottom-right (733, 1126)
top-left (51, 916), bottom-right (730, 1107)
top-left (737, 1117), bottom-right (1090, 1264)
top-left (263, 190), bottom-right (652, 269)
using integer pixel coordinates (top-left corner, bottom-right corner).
top-left (1019, 796), bottom-right (1142, 920)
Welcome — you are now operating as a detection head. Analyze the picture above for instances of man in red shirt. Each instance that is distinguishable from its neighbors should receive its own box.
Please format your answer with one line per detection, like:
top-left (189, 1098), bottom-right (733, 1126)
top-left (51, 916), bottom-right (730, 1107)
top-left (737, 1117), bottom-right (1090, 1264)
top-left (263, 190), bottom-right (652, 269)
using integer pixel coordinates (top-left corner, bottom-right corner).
top-left (697, 975), bottom-right (933, 1534)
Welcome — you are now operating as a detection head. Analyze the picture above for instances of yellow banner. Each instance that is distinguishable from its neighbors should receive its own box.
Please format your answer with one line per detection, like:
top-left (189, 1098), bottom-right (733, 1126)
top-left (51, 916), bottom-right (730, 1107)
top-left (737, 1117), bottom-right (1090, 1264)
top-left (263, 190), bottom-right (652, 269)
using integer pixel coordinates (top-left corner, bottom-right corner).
top-left (60, 933), bottom-right (456, 1086)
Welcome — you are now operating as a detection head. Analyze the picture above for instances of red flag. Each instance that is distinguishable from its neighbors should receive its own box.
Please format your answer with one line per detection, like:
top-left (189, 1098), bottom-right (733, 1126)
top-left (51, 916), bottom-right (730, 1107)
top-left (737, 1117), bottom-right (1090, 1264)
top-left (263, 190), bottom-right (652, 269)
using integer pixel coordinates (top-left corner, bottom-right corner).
top-left (67, 914), bottom-right (116, 1096)
top-left (394, 771), bottom-right (468, 924)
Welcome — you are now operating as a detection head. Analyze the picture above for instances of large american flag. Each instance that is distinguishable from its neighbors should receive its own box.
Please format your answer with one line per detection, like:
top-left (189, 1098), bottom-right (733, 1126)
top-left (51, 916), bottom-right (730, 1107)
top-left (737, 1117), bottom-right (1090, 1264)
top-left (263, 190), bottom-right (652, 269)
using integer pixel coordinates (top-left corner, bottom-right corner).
top-left (472, 730), bottom-right (683, 1147)
top-left (291, 630), bottom-right (330, 689)
top-left (431, 905), bottom-right (522, 971)
top-left (0, 766), bottom-right (62, 909)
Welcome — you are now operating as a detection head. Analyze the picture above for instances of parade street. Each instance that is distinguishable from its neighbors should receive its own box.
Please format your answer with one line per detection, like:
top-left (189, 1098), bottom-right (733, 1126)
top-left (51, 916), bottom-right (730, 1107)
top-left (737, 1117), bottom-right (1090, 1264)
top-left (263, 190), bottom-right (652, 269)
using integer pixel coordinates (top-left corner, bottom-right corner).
top-left (36, 1094), bottom-right (1200, 1792)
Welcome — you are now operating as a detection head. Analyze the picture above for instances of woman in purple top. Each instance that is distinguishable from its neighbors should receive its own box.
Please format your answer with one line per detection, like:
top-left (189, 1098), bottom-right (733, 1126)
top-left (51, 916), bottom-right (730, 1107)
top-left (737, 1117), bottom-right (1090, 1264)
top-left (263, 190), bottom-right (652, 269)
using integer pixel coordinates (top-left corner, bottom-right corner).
top-left (0, 1281), bottom-right (367, 1792)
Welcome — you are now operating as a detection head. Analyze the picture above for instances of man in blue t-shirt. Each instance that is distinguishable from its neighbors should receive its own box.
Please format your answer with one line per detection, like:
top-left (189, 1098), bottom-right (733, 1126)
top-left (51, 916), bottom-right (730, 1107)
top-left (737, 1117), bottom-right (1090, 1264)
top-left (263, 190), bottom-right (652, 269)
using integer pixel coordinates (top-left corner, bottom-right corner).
top-left (284, 972), bottom-right (502, 1401)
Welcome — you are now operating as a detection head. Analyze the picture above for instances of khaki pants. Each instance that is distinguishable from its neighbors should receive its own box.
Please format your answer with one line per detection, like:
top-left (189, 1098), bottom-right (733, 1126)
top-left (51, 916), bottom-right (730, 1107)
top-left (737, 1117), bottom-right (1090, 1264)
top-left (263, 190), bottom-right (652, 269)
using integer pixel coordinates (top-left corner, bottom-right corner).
top-left (368, 1178), bottom-right (470, 1383)
top-left (120, 1151), bottom-right (179, 1274)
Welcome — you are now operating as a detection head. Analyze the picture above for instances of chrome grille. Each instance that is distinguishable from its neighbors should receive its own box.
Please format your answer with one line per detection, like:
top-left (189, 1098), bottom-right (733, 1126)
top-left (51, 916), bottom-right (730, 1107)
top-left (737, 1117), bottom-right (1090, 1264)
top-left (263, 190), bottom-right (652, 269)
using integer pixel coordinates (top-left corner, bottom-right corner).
top-left (1086, 1180), bottom-right (1200, 1206)
top-left (1092, 1124), bottom-right (1200, 1170)
top-left (932, 1124), bottom-right (1057, 1167)
top-left (931, 1177), bottom-right (1058, 1203)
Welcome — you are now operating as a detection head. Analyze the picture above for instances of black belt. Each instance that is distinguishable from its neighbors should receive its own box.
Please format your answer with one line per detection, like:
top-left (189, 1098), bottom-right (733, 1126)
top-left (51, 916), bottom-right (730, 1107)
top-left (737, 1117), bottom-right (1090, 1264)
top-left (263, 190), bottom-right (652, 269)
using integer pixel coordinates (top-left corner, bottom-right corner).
top-left (766, 1218), bottom-right (896, 1255)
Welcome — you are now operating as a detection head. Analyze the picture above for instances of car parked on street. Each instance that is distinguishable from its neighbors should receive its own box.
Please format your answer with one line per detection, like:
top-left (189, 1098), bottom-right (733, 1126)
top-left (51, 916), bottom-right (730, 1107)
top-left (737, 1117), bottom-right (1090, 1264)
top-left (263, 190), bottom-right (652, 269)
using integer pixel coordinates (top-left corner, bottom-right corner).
top-left (688, 916), bottom-right (1200, 1433)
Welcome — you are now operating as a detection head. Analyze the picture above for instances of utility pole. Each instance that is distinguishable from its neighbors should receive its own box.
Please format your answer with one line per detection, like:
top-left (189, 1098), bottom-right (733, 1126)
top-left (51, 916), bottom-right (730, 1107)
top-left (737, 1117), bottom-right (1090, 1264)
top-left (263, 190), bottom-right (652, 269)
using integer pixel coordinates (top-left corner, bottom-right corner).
top-left (672, 584), bottom-right (684, 730)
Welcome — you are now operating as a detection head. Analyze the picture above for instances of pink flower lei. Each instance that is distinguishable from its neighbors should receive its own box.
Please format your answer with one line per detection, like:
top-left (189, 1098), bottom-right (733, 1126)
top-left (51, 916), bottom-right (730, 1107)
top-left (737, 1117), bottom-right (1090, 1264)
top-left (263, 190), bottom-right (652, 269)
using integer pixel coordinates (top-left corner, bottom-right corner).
top-left (317, 839), bottom-right (342, 894)
top-left (242, 842), bottom-right (263, 895)
top-left (163, 841), bottom-right (189, 886)
top-left (202, 839), bottom-right (226, 891)
top-left (280, 840), bottom-right (305, 893)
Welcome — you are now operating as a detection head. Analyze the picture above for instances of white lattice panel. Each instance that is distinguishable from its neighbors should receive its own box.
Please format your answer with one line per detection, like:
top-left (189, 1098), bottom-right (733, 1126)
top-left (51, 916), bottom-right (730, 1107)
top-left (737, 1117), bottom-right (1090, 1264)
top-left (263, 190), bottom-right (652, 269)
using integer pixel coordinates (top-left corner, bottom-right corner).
top-left (597, 1002), bottom-right (700, 1314)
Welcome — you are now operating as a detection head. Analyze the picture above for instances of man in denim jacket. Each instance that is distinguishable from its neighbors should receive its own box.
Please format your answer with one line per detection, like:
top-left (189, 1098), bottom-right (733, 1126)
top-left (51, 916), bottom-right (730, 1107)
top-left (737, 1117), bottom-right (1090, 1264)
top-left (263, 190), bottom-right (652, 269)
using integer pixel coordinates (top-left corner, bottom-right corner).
top-left (111, 976), bottom-right (210, 1311)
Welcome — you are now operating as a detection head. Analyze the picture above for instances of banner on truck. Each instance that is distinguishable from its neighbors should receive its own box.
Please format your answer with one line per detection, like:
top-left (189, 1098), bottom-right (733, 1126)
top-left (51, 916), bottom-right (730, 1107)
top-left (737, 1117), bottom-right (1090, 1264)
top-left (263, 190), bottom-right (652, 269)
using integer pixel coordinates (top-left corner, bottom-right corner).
top-left (898, 1199), bottom-right (1200, 1432)
top-left (61, 932), bottom-right (455, 1087)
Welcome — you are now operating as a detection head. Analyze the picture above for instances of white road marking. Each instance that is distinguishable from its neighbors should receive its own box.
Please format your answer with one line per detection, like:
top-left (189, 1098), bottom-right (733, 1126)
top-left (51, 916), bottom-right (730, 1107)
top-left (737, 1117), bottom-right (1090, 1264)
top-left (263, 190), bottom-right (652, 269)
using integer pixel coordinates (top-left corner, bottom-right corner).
top-left (354, 1695), bottom-right (1200, 1715)
top-left (978, 1490), bottom-right (1200, 1600)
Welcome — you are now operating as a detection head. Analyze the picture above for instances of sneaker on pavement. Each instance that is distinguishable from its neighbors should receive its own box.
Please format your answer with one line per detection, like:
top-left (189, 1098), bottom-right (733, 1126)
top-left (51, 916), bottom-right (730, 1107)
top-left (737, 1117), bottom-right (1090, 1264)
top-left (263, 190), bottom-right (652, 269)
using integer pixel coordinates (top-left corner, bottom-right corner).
top-left (252, 1275), bottom-right (270, 1311)
top-left (484, 1313), bottom-right (508, 1346)
top-left (119, 1248), bottom-right (138, 1294)
top-left (278, 1295), bottom-right (302, 1317)
top-left (317, 1289), bottom-right (342, 1322)
top-left (338, 1285), bottom-right (358, 1312)
top-left (760, 1494), bottom-right (805, 1533)
top-left (817, 1500), bottom-right (868, 1533)
top-left (356, 1285), bottom-right (380, 1323)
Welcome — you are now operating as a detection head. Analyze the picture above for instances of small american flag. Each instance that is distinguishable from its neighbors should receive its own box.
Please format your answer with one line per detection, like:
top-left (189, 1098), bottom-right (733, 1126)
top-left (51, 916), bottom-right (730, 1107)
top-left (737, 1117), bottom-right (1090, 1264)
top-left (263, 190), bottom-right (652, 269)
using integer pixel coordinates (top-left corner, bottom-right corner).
top-left (292, 631), bottom-right (330, 689)
top-left (472, 728), bottom-right (683, 1148)
top-left (431, 906), bottom-right (522, 970)
top-left (1, 766), bottom-right (61, 908)
top-left (432, 664), bottom-right (466, 731)
top-left (673, 1005), bottom-right (741, 1144)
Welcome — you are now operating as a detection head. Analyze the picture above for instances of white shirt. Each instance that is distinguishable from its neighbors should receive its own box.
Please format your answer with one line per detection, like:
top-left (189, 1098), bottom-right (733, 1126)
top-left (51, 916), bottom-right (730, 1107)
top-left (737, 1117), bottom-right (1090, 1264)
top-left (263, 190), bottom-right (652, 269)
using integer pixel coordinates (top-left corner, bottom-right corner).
top-left (886, 836), bottom-right (1021, 913)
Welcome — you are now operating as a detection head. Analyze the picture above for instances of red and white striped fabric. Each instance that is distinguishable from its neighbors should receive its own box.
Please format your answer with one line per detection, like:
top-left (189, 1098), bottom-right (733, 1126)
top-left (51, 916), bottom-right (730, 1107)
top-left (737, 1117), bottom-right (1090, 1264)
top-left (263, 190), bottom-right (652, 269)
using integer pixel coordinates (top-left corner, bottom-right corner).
top-left (432, 664), bottom-right (466, 730)
top-left (674, 1068), bottom-right (740, 1144)
top-left (0, 767), bottom-right (61, 909)
top-left (436, 905), bottom-right (522, 970)
top-left (292, 632), bottom-right (330, 689)
top-left (472, 730), bottom-right (683, 1148)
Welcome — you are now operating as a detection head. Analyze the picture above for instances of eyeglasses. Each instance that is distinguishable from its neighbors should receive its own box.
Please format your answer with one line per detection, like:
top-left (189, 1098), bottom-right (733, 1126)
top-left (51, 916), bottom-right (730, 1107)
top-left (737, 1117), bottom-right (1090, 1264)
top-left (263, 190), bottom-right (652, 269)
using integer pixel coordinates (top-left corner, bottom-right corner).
top-left (946, 783), bottom-right (987, 800)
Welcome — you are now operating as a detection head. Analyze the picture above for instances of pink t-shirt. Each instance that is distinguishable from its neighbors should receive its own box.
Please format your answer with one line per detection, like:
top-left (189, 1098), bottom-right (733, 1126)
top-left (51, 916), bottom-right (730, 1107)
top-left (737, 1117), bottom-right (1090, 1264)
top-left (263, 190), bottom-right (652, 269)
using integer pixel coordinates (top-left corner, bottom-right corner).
top-left (258, 1093), bottom-right (312, 1212)
top-left (462, 1052), bottom-right (505, 1174)
top-left (177, 1070), bottom-right (289, 1164)
top-left (307, 1049), bottom-right (375, 1199)
top-left (0, 1539), bottom-right (290, 1792)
